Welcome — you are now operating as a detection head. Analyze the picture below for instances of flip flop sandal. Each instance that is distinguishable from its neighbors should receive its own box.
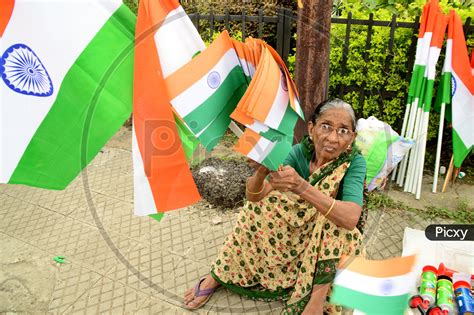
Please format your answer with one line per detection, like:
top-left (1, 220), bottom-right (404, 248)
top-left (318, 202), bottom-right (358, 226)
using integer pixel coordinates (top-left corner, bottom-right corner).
top-left (183, 277), bottom-right (219, 310)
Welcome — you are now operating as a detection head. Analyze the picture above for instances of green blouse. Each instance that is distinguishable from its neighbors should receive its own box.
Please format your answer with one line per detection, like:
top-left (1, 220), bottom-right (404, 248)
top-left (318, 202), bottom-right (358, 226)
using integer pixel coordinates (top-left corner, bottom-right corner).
top-left (283, 143), bottom-right (366, 206)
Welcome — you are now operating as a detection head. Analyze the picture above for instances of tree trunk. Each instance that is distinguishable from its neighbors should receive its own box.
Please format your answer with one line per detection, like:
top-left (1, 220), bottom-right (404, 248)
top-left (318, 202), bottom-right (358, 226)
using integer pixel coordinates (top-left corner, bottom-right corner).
top-left (294, 0), bottom-right (332, 142)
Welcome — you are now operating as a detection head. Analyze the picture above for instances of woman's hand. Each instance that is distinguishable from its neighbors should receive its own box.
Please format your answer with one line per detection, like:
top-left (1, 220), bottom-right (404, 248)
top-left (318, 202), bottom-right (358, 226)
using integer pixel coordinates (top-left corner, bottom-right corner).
top-left (268, 165), bottom-right (306, 194)
top-left (247, 158), bottom-right (271, 176)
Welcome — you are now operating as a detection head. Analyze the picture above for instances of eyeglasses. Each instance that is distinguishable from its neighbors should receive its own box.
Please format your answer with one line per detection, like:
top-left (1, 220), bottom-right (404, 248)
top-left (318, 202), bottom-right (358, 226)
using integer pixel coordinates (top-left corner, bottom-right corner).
top-left (317, 123), bottom-right (353, 139)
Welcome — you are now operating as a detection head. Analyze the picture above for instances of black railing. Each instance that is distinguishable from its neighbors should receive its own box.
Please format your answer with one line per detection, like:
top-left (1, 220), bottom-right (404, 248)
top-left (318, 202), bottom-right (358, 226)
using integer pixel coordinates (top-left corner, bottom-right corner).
top-left (187, 9), bottom-right (473, 126)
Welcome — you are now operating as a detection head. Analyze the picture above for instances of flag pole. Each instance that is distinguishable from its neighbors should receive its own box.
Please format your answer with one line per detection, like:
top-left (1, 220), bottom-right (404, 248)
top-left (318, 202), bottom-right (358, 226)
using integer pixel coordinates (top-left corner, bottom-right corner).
top-left (442, 155), bottom-right (454, 192)
top-left (392, 100), bottom-right (412, 181)
top-left (228, 121), bottom-right (244, 138)
top-left (432, 103), bottom-right (446, 192)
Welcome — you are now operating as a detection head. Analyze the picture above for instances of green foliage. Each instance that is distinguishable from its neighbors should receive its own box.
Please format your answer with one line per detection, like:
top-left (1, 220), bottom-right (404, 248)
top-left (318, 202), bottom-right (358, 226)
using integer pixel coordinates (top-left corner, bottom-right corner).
top-left (337, 0), bottom-right (473, 21)
top-left (123, 0), bottom-right (138, 14)
top-left (366, 192), bottom-right (473, 223)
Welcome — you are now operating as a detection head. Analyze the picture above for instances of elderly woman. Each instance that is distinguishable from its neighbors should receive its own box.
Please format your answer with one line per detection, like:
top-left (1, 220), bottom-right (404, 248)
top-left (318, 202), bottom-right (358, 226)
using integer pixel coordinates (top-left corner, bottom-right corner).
top-left (184, 99), bottom-right (366, 314)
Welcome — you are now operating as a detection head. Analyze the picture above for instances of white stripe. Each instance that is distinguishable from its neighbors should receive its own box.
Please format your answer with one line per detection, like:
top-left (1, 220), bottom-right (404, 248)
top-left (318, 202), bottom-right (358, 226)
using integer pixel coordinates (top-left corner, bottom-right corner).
top-left (426, 46), bottom-right (441, 80)
top-left (245, 120), bottom-right (269, 134)
top-left (442, 39), bottom-right (453, 74)
top-left (0, 0), bottom-right (122, 183)
top-left (132, 126), bottom-right (157, 216)
top-left (154, 6), bottom-right (206, 79)
top-left (247, 137), bottom-right (276, 163)
top-left (263, 71), bottom-right (290, 130)
top-left (452, 71), bottom-right (474, 149)
top-left (239, 58), bottom-right (256, 78)
top-left (169, 49), bottom-right (241, 118)
top-left (414, 33), bottom-right (432, 67)
top-left (334, 269), bottom-right (417, 297)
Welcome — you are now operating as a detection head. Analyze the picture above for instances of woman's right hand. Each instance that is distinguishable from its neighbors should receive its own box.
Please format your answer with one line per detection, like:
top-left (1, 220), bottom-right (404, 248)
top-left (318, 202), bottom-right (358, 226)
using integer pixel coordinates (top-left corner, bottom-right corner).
top-left (247, 159), bottom-right (271, 177)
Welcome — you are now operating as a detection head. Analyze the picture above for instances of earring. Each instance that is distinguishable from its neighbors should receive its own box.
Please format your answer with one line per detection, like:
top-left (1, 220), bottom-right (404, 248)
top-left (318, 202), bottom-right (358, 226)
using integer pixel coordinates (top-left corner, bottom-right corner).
top-left (309, 136), bottom-right (313, 140)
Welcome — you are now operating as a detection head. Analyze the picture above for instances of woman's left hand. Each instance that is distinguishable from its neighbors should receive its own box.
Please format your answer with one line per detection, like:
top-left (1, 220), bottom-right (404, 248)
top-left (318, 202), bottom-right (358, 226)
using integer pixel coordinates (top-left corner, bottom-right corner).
top-left (268, 165), bottom-right (305, 193)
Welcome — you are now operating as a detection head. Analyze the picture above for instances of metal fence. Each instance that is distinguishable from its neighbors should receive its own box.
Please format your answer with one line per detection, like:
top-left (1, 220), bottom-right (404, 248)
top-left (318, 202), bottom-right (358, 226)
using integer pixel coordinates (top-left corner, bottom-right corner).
top-left (187, 9), bottom-right (473, 124)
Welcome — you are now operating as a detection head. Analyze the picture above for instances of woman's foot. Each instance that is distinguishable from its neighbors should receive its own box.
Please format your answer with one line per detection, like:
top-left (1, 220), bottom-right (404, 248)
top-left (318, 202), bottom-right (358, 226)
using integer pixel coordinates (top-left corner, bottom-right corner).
top-left (183, 274), bottom-right (220, 309)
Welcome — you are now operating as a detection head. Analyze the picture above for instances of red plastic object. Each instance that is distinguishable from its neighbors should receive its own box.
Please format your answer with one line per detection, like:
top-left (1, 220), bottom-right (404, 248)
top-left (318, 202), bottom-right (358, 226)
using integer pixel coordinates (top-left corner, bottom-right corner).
top-left (453, 280), bottom-right (471, 290)
top-left (438, 263), bottom-right (456, 278)
top-left (410, 295), bottom-right (424, 308)
top-left (427, 306), bottom-right (443, 315)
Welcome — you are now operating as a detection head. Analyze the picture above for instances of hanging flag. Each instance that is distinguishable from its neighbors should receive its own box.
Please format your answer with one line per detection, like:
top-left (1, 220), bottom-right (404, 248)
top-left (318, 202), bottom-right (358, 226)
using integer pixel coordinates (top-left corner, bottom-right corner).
top-left (449, 10), bottom-right (474, 168)
top-left (133, 0), bottom-right (201, 216)
top-left (0, 0), bottom-right (135, 189)
top-left (165, 31), bottom-right (248, 151)
top-left (331, 255), bottom-right (417, 315)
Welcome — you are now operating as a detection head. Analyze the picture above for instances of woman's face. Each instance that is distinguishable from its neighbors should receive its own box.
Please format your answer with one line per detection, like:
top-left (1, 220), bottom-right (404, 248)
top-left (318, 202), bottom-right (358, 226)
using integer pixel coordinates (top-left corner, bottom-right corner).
top-left (307, 108), bottom-right (356, 163)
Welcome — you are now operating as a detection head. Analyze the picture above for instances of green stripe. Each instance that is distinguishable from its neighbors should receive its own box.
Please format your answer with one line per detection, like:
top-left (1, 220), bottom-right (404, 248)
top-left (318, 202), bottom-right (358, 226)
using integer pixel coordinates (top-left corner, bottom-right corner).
top-left (9, 5), bottom-right (135, 189)
top-left (330, 285), bottom-right (409, 315)
top-left (452, 129), bottom-right (472, 168)
top-left (184, 66), bottom-right (247, 134)
top-left (422, 79), bottom-right (435, 112)
top-left (197, 84), bottom-right (247, 151)
top-left (261, 135), bottom-right (293, 170)
top-left (408, 64), bottom-right (425, 99)
top-left (434, 72), bottom-right (452, 122)
top-left (174, 114), bottom-right (199, 161)
top-left (276, 103), bottom-right (299, 136)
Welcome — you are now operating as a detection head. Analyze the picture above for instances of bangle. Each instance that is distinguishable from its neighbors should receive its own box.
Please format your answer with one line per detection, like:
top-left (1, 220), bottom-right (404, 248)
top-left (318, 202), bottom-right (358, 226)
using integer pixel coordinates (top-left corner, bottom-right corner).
top-left (324, 199), bottom-right (336, 217)
top-left (246, 178), bottom-right (265, 195)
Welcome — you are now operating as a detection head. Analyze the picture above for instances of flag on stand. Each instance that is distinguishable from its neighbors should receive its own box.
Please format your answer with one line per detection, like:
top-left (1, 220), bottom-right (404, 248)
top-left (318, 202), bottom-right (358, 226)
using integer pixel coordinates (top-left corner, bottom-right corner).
top-left (448, 10), bottom-right (474, 168)
top-left (0, 0), bottom-right (135, 189)
top-left (331, 255), bottom-right (417, 315)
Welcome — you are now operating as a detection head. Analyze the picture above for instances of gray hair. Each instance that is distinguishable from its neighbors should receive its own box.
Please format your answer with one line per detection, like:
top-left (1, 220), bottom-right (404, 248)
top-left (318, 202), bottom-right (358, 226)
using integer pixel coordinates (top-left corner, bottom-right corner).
top-left (310, 98), bottom-right (356, 131)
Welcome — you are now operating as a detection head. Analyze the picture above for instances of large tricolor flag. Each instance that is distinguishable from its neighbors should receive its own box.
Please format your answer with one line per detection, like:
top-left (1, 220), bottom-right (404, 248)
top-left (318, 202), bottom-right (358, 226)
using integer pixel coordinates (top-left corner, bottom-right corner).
top-left (133, 0), bottom-right (304, 216)
top-left (447, 10), bottom-right (474, 168)
top-left (331, 255), bottom-right (417, 314)
top-left (133, 0), bottom-right (202, 216)
top-left (0, 0), bottom-right (135, 189)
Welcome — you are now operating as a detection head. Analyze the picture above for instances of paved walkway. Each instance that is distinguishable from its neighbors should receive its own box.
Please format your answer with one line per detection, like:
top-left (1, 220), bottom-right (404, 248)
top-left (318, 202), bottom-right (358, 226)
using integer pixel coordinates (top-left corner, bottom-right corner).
top-left (0, 129), bottom-right (450, 314)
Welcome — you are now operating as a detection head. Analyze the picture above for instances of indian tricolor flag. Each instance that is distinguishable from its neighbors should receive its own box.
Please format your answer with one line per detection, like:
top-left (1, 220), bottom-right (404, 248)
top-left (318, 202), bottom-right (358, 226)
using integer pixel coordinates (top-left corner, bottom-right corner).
top-left (0, 0), bottom-right (135, 189)
top-left (133, 0), bottom-right (202, 216)
top-left (331, 255), bottom-right (417, 314)
top-left (165, 31), bottom-right (248, 151)
top-left (235, 129), bottom-right (292, 170)
top-left (449, 10), bottom-right (474, 168)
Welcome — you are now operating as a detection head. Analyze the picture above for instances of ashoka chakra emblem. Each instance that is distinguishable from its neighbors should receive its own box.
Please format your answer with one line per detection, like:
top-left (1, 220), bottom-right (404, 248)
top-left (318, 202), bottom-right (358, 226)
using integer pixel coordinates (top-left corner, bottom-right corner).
top-left (207, 71), bottom-right (221, 89)
top-left (0, 44), bottom-right (53, 97)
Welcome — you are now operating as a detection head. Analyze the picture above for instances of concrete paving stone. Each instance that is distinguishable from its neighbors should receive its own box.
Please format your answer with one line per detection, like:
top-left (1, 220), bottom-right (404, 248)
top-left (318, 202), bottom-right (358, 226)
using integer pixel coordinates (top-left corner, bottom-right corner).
top-left (0, 195), bottom-right (37, 231)
top-left (99, 196), bottom-right (160, 244)
top-left (207, 288), bottom-right (283, 315)
top-left (63, 276), bottom-right (148, 314)
top-left (136, 297), bottom-right (196, 315)
top-left (67, 228), bottom-right (140, 275)
top-left (0, 232), bottom-right (56, 313)
top-left (98, 148), bottom-right (132, 175)
top-left (48, 263), bottom-right (103, 313)
top-left (150, 212), bottom-right (214, 256)
top-left (104, 242), bottom-right (183, 296)
top-left (0, 202), bottom-right (66, 244)
top-left (88, 147), bottom-right (131, 173)
top-left (66, 192), bottom-right (114, 227)
top-left (156, 258), bottom-right (212, 306)
top-left (365, 234), bottom-right (403, 260)
top-left (186, 213), bottom-right (235, 265)
top-left (88, 167), bottom-right (133, 202)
